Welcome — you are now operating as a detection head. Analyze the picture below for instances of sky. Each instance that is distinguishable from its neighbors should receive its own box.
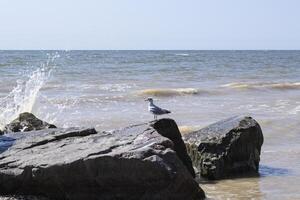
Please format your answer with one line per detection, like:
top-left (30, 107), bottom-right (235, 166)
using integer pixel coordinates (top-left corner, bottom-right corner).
top-left (0, 0), bottom-right (299, 50)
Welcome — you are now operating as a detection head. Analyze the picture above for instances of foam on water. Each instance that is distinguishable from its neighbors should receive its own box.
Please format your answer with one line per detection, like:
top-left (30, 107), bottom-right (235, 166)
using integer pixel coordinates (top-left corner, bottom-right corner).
top-left (87, 83), bottom-right (135, 92)
top-left (289, 105), bottom-right (300, 114)
top-left (0, 54), bottom-right (59, 130)
top-left (137, 88), bottom-right (201, 97)
top-left (222, 82), bottom-right (300, 90)
top-left (175, 53), bottom-right (190, 56)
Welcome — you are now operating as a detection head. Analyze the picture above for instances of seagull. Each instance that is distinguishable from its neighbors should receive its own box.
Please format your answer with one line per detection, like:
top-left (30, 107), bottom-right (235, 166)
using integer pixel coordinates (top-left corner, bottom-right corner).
top-left (145, 97), bottom-right (171, 120)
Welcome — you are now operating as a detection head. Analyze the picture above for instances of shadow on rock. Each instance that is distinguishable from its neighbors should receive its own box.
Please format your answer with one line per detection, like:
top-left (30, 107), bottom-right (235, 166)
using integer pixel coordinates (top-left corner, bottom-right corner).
top-left (0, 135), bottom-right (15, 154)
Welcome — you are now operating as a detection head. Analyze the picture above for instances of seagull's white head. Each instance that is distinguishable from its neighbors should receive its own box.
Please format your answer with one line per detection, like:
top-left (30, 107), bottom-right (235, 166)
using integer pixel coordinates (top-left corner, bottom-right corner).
top-left (145, 97), bottom-right (154, 103)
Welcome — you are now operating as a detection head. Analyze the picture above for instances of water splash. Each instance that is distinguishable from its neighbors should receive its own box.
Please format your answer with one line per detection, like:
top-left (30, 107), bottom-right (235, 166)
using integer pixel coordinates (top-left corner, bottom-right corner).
top-left (0, 53), bottom-right (59, 130)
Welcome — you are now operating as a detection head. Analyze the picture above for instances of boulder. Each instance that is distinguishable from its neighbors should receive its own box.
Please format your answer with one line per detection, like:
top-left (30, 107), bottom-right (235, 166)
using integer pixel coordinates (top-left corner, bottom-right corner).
top-left (0, 195), bottom-right (49, 200)
top-left (183, 116), bottom-right (264, 180)
top-left (0, 119), bottom-right (205, 200)
top-left (3, 112), bottom-right (56, 133)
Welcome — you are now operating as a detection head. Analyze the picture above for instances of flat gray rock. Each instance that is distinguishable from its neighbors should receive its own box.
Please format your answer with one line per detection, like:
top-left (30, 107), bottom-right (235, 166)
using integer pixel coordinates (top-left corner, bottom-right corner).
top-left (0, 119), bottom-right (204, 200)
top-left (184, 116), bottom-right (264, 180)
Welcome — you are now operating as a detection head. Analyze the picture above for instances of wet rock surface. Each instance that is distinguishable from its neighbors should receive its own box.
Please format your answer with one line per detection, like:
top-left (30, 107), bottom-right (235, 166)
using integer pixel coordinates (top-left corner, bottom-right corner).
top-left (0, 118), bottom-right (204, 200)
top-left (3, 112), bottom-right (56, 133)
top-left (184, 116), bottom-right (264, 180)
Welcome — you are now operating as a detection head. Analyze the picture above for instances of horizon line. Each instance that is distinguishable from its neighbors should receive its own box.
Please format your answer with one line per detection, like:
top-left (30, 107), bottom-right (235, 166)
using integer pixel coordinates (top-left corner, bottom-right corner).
top-left (0, 49), bottom-right (300, 51)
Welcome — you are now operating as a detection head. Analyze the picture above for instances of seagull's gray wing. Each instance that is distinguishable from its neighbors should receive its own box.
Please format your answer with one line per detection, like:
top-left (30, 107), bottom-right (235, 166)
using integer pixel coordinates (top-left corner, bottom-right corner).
top-left (150, 105), bottom-right (171, 115)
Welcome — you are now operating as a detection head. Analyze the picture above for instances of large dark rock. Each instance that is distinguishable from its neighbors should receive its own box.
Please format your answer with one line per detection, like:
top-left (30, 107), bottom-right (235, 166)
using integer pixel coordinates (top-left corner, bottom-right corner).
top-left (3, 112), bottom-right (56, 133)
top-left (0, 119), bottom-right (205, 200)
top-left (0, 195), bottom-right (49, 200)
top-left (183, 116), bottom-right (264, 180)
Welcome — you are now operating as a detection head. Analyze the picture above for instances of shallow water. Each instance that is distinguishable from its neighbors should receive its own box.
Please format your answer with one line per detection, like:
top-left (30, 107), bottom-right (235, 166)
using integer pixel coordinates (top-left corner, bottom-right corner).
top-left (0, 50), bottom-right (300, 199)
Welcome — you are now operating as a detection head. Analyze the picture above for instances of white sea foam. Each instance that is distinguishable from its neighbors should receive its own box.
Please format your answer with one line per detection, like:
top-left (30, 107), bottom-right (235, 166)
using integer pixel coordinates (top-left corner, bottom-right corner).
top-left (98, 83), bottom-right (135, 92)
top-left (221, 82), bottom-right (300, 90)
top-left (288, 105), bottom-right (300, 115)
top-left (0, 53), bottom-right (59, 130)
top-left (137, 88), bottom-right (201, 97)
top-left (175, 53), bottom-right (190, 56)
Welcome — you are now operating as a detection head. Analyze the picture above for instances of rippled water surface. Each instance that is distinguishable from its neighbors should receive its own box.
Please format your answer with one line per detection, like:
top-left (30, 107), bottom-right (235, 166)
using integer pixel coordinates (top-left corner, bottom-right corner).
top-left (0, 50), bottom-right (300, 199)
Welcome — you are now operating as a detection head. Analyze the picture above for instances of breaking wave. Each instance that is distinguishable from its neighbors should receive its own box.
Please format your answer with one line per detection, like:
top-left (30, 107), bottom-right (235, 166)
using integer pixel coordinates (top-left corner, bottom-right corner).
top-left (0, 54), bottom-right (59, 130)
top-left (137, 88), bottom-right (201, 97)
top-left (175, 53), bottom-right (190, 56)
top-left (221, 82), bottom-right (300, 90)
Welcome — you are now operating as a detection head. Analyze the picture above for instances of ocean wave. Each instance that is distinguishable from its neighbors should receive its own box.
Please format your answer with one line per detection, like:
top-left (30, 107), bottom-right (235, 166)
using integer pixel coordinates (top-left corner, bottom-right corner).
top-left (46, 95), bottom-right (126, 106)
top-left (288, 105), bottom-right (300, 114)
top-left (96, 83), bottom-right (135, 92)
top-left (0, 63), bottom-right (8, 67)
top-left (221, 82), bottom-right (300, 90)
top-left (221, 82), bottom-right (252, 89)
top-left (137, 88), bottom-right (201, 97)
top-left (270, 82), bottom-right (300, 90)
top-left (175, 53), bottom-right (190, 56)
top-left (42, 83), bottom-right (136, 93)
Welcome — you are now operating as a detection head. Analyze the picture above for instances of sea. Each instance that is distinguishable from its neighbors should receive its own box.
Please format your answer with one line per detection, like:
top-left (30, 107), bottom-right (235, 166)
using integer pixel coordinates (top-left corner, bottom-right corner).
top-left (0, 50), bottom-right (300, 200)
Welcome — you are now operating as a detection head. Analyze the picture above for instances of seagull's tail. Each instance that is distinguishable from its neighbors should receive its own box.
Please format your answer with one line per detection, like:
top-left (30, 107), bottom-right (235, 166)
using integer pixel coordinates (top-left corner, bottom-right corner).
top-left (164, 109), bottom-right (171, 114)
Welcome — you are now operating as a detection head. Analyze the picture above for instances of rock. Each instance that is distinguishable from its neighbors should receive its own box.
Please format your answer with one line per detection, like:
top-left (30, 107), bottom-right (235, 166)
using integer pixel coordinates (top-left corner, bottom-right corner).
top-left (151, 119), bottom-right (195, 178)
top-left (0, 195), bottom-right (49, 200)
top-left (4, 112), bottom-right (56, 133)
top-left (0, 119), bottom-right (205, 200)
top-left (183, 116), bottom-right (264, 180)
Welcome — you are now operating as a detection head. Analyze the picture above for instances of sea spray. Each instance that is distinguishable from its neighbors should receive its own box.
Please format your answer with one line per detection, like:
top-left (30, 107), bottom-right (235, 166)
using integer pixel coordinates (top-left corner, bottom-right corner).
top-left (0, 53), bottom-right (59, 130)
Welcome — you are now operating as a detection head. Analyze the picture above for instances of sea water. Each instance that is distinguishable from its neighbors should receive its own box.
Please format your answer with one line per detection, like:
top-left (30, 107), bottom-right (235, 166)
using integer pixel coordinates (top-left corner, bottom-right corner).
top-left (0, 50), bottom-right (300, 199)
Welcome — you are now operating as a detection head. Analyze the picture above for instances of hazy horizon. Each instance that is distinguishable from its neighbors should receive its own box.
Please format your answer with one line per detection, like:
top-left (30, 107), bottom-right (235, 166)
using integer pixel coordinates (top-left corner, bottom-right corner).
top-left (1, 49), bottom-right (300, 51)
top-left (1, 0), bottom-right (300, 50)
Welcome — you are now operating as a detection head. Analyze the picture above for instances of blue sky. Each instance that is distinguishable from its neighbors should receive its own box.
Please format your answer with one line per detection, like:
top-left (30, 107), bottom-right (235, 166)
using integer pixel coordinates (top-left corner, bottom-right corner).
top-left (0, 0), bottom-right (299, 50)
